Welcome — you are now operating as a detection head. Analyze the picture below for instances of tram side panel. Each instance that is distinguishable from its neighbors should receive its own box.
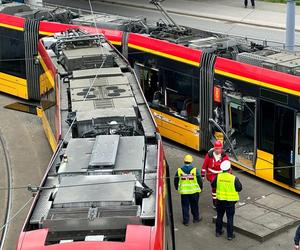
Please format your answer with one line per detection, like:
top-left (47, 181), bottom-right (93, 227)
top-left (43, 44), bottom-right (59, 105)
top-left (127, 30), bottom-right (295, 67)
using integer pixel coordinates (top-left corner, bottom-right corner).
top-left (0, 12), bottom-right (81, 100)
top-left (1, 6), bottom-right (299, 196)
top-left (127, 45), bottom-right (201, 151)
top-left (121, 35), bottom-right (300, 194)
top-left (0, 26), bottom-right (28, 99)
top-left (37, 40), bottom-right (61, 151)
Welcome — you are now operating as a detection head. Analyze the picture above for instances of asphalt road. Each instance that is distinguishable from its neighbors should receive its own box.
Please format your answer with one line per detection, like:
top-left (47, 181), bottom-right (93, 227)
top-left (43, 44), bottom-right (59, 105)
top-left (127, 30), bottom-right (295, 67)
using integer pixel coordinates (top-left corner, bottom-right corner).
top-left (0, 95), bottom-right (52, 250)
top-left (44, 0), bottom-right (300, 49)
top-left (163, 140), bottom-right (299, 250)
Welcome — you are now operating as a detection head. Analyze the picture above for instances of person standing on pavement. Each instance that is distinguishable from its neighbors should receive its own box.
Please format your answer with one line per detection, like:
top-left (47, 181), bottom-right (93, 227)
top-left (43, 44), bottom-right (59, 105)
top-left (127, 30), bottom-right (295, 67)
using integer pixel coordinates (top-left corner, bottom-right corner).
top-left (174, 154), bottom-right (203, 226)
top-left (201, 140), bottom-right (229, 208)
top-left (244, 0), bottom-right (255, 8)
top-left (212, 160), bottom-right (242, 240)
top-left (295, 225), bottom-right (300, 250)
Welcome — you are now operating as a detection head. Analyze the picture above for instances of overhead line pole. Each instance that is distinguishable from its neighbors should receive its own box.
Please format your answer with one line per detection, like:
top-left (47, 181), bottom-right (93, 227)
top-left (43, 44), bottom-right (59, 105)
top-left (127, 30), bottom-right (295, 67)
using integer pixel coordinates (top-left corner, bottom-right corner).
top-left (285, 0), bottom-right (296, 51)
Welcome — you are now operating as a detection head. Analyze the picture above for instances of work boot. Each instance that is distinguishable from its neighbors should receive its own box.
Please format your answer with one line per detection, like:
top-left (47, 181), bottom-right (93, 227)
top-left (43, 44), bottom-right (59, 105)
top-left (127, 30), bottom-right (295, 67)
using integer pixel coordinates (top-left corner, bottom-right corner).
top-left (215, 231), bottom-right (224, 237)
top-left (183, 222), bottom-right (189, 226)
top-left (193, 216), bottom-right (203, 223)
top-left (227, 234), bottom-right (236, 241)
top-left (212, 200), bottom-right (217, 209)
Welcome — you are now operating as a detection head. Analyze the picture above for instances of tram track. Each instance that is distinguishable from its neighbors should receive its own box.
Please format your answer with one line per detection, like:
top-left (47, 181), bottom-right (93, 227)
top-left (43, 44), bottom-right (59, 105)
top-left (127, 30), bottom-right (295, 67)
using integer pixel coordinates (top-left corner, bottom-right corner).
top-left (0, 131), bottom-right (12, 250)
top-left (0, 95), bottom-right (52, 250)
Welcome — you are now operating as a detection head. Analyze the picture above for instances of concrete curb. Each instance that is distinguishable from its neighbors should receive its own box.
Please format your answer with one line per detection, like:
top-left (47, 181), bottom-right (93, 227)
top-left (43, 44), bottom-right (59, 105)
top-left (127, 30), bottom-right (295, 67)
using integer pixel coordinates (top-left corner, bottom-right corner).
top-left (98, 0), bottom-right (300, 32)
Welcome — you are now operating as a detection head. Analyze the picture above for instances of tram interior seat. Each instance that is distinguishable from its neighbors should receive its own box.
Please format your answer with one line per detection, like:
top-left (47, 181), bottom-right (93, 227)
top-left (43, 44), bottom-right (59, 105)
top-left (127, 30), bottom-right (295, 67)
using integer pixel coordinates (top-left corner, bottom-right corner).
top-left (152, 91), bottom-right (163, 105)
top-left (180, 99), bottom-right (192, 118)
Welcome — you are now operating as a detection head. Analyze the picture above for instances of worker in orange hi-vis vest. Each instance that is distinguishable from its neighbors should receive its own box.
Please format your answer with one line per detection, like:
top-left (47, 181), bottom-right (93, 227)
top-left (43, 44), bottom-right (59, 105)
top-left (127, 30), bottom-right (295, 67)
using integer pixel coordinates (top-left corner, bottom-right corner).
top-left (201, 140), bottom-right (230, 208)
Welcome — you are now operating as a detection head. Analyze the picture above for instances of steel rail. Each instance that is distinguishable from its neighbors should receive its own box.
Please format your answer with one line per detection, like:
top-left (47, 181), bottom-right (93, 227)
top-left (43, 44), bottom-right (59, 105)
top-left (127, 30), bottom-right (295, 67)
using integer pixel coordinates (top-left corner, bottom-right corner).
top-left (0, 131), bottom-right (12, 250)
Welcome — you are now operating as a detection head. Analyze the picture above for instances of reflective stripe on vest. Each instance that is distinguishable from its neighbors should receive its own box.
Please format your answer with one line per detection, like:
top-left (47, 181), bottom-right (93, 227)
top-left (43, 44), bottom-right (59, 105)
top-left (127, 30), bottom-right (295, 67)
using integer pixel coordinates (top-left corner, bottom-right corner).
top-left (208, 168), bottom-right (222, 174)
top-left (216, 172), bottom-right (239, 201)
top-left (178, 167), bottom-right (201, 195)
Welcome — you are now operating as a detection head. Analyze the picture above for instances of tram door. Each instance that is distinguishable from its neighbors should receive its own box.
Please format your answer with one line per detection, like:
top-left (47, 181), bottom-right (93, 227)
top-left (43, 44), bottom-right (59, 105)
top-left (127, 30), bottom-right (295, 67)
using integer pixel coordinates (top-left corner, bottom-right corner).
top-left (223, 92), bottom-right (257, 169)
top-left (274, 106), bottom-right (295, 185)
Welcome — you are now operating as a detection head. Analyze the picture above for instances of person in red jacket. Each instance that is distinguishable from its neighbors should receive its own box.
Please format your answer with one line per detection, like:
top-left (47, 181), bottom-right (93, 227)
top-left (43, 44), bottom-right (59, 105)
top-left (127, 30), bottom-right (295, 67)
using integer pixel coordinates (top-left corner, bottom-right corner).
top-left (201, 140), bottom-right (229, 208)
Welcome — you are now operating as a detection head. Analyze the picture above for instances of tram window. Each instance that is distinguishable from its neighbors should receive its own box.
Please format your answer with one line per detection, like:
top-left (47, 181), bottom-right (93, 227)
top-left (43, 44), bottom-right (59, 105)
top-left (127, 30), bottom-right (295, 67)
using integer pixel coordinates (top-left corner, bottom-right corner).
top-left (165, 71), bottom-right (192, 96)
top-left (259, 100), bottom-right (275, 154)
top-left (166, 91), bottom-right (188, 112)
top-left (260, 88), bottom-right (288, 105)
top-left (134, 63), bottom-right (164, 105)
top-left (165, 70), bottom-right (198, 119)
top-left (0, 27), bottom-right (26, 78)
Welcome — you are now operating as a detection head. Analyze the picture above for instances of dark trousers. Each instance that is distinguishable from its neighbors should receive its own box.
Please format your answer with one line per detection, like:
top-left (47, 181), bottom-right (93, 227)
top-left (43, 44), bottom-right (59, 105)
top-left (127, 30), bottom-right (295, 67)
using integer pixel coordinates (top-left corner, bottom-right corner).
top-left (244, 0), bottom-right (255, 6)
top-left (181, 193), bottom-right (200, 224)
top-left (216, 201), bottom-right (235, 237)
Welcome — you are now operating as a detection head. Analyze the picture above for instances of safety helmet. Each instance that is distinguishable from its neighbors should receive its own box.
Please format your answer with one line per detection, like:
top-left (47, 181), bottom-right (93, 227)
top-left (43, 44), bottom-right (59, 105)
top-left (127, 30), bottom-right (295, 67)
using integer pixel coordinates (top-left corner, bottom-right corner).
top-left (220, 160), bottom-right (231, 171)
top-left (184, 154), bottom-right (193, 163)
top-left (214, 140), bottom-right (223, 149)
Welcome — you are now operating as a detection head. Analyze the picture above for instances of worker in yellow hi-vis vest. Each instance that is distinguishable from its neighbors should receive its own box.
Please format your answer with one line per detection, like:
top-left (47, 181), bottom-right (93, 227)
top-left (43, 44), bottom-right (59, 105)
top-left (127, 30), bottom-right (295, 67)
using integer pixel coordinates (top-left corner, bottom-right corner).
top-left (212, 160), bottom-right (242, 240)
top-left (174, 154), bottom-right (203, 226)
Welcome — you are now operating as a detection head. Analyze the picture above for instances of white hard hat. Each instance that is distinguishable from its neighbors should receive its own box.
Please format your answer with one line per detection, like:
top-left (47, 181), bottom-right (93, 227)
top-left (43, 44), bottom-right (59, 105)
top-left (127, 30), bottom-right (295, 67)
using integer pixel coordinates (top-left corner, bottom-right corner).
top-left (220, 160), bottom-right (231, 171)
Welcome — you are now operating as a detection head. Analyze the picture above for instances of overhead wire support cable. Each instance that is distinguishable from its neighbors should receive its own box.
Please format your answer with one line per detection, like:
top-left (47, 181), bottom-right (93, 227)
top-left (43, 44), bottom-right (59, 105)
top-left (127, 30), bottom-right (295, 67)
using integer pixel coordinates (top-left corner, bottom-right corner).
top-left (0, 197), bottom-right (33, 234)
top-left (0, 163), bottom-right (300, 192)
top-left (0, 0), bottom-right (109, 238)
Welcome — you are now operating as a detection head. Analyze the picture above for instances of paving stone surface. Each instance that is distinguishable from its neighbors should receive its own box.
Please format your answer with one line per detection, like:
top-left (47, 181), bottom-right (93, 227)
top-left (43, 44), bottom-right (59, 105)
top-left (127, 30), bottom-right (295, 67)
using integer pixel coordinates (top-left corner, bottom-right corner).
top-left (236, 204), bottom-right (268, 220)
top-left (279, 201), bottom-right (300, 218)
top-left (224, 193), bottom-right (300, 241)
top-left (234, 215), bottom-right (273, 237)
top-left (254, 193), bottom-right (295, 209)
top-left (252, 212), bottom-right (295, 230)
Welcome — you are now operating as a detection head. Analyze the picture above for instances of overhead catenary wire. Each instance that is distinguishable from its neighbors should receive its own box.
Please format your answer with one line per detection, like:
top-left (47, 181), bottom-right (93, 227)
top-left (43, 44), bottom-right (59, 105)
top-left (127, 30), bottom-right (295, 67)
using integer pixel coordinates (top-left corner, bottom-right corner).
top-left (2, 0), bottom-right (300, 235)
top-left (1, 24), bottom-right (300, 56)
top-left (0, 4), bottom-right (299, 193)
top-left (41, 1), bottom-right (300, 49)
top-left (0, 1), bottom-right (299, 243)
top-left (0, 164), bottom-right (299, 192)
top-left (0, 0), bottom-right (109, 239)
top-left (2, 0), bottom-right (300, 53)
top-left (0, 197), bottom-right (33, 234)
top-left (224, 8), bottom-right (256, 36)
top-left (0, 41), bottom-right (299, 64)
top-left (1, 41), bottom-right (300, 64)
top-left (46, 0), bottom-right (108, 165)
